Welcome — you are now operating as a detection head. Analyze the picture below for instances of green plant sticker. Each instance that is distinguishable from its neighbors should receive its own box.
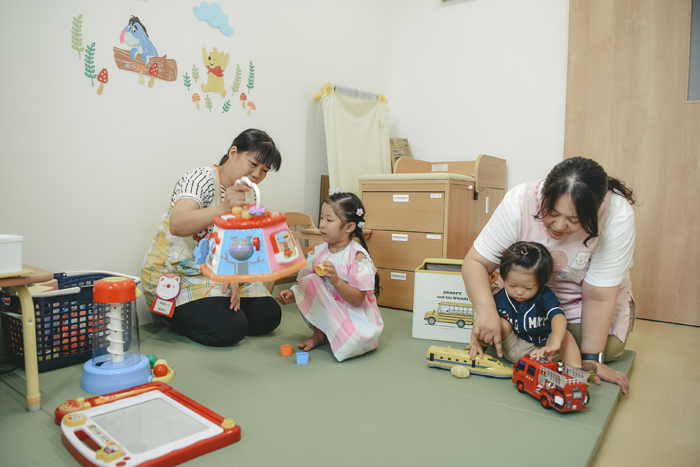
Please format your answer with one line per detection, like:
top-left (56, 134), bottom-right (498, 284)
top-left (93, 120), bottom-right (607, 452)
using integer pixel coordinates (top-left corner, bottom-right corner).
top-left (71, 15), bottom-right (84, 60)
top-left (192, 64), bottom-right (200, 83)
top-left (247, 61), bottom-right (255, 94)
top-left (222, 99), bottom-right (231, 113)
top-left (204, 95), bottom-right (213, 112)
top-left (231, 64), bottom-right (241, 96)
top-left (183, 72), bottom-right (191, 91)
top-left (85, 42), bottom-right (96, 86)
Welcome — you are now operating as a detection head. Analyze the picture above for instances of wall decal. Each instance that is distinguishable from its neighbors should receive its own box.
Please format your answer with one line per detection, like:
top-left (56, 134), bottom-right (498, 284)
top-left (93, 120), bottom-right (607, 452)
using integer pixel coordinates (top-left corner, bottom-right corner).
top-left (193, 2), bottom-right (234, 36)
top-left (240, 92), bottom-right (247, 109)
top-left (230, 64), bottom-right (241, 97)
top-left (247, 102), bottom-right (255, 116)
top-left (120, 16), bottom-right (158, 64)
top-left (192, 93), bottom-right (201, 110)
top-left (222, 99), bottom-right (231, 113)
top-left (85, 42), bottom-right (97, 85)
top-left (184, 72), bottom-right (192, 90)
top-left (135, 64), bottom-right (148, 84)
top-left (96, 68), bottom-right (108, 95)
top-left (71, 15), bottom-right (84, 59)
top-left (201, 47), bottom-right (229, 97)
top-left (192, 64), bottom-right (200, 83)
top-left (113, 16), bottom-right (178, 83)
top-left (247, 61), bottom-right (255, 93)
top-left (204, 95), bottom-right (213, 112)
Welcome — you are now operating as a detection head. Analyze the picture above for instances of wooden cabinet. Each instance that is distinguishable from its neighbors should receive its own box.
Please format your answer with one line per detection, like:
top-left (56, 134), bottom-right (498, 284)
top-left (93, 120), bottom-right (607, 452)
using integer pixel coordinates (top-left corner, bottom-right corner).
top-left (359, 154), bottom-right (506, 310)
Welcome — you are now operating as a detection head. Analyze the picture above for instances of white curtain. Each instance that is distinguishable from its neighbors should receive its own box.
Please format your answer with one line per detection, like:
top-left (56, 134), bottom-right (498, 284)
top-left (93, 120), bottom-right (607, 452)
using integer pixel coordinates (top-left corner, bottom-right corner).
top-left (320, 91), bottom-right (391, 195)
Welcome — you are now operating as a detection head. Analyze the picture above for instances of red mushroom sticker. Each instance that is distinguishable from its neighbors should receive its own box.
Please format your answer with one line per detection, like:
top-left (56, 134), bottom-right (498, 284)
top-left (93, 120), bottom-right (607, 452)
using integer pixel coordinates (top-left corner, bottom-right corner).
top-left (148, 62), bottom-right (159, 87)
top-left (240, 92), bottom-right (247, 109)
top-left (135, 64), bottom-right (148, 84)
top-left (193, 93), bottom-right (201, 110)
top-left (247, 101), bottom-right (256, 116)
top-left (96, 68), bottom-right (108, 95)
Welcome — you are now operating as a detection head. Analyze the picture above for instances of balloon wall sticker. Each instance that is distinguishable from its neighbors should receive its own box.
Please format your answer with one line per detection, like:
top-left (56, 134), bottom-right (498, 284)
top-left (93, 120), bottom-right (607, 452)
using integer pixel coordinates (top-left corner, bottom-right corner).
top-left (113, 15), bottom-right (178, 86)
top-left (71, 15), bottom-right (84, 59)
top-left (201, 47), bottom-right (230, 97)
top-left (193, 2), bottom-right (234, 36)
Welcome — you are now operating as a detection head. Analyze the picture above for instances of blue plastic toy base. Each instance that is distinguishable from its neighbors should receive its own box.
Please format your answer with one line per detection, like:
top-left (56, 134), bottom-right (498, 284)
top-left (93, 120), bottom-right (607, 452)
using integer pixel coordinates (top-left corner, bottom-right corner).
top-left (81, 354), bottom-right (153, 395)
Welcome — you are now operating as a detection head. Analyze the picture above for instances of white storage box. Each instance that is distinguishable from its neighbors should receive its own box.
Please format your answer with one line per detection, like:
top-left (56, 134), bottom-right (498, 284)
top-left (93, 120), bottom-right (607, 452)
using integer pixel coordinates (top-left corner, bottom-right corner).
top-left (0, 235), bottom-right (23, 275)
top-left (412, 258), bottom-right (474, 344)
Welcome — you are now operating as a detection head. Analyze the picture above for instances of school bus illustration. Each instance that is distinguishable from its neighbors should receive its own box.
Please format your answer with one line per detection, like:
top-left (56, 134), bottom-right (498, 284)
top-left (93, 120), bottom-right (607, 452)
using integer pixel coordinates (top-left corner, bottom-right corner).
top-left (424, 301), bottom-right (475, 328)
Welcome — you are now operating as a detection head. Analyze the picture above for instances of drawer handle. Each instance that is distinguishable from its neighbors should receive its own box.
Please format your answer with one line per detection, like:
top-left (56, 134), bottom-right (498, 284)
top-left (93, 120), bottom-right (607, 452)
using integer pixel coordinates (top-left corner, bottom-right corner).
top-left (391, 234), bottom-right (408, 242)
top-left (390, 272), bottom-right (407, 281)
top-left (393, 195), bottom-right (409, 202)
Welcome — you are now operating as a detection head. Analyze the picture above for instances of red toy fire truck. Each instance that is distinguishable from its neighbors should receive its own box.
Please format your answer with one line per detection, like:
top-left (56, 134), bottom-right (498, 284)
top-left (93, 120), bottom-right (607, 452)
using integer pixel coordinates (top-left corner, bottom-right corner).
top-left (512, 355), bottom-right (590, 412)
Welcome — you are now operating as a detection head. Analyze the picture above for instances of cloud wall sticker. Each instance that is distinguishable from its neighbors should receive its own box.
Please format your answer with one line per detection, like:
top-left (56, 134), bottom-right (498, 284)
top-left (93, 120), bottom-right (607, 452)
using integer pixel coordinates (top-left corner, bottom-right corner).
top-left (193, 2), bottom-right (234, 36)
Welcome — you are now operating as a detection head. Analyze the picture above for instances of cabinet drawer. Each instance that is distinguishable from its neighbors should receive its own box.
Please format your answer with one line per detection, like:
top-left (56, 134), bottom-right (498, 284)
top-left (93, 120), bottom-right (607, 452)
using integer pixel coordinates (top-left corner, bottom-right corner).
top-left (363, 192), bottom-right (444, 233)
top-left (367, 231), bottom-right (443, 271)
top-left (376, 268), bottom-right (414, 310)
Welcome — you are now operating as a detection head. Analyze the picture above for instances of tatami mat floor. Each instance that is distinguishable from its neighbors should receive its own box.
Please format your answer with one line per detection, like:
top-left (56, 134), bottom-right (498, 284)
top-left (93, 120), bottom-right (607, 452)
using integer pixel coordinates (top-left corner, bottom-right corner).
top-left (0, 306), bottom-right (697, 467)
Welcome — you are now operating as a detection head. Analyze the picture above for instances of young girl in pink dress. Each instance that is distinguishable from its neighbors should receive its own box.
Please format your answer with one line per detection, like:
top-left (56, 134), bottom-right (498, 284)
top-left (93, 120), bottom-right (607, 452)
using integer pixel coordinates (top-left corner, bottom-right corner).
top-left (278, 192), bottom-right (383, 362)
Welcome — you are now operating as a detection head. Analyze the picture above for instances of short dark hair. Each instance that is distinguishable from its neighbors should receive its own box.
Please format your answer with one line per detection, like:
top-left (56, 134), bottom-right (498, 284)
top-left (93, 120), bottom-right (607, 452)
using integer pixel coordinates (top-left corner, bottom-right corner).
top-left (219, 128), bottom-right (281, 171)
top-left (498, 242), bottom-right (553, 291)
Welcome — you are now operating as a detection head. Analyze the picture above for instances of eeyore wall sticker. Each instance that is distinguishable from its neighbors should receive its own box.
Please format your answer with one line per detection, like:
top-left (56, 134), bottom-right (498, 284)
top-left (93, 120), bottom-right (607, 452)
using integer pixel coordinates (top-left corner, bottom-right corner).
top-left (112, 15), bottom-right (178, 87)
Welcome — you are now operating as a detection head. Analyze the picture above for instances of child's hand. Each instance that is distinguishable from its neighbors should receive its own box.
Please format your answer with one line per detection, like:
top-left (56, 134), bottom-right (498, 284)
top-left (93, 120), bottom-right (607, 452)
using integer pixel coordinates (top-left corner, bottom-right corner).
top-left (467, 340), bottom-right (484, 360)
top-left (321, 261), bottom-right (340, 286)
top-left (278, 289), bottom-right (296, 305)
top-left (531, 344), bottom-right (559, 362)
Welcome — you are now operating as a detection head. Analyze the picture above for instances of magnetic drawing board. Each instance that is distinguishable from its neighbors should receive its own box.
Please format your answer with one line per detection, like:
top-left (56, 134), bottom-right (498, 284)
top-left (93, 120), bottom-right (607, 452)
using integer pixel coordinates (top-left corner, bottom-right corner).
top-left (59, 383), bottom-right (240, 467)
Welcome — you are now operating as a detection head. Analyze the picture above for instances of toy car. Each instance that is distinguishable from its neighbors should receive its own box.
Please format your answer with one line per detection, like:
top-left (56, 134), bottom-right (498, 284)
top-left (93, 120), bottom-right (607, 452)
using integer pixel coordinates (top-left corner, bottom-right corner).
top-left (512, 355), bottom-right (590, 412)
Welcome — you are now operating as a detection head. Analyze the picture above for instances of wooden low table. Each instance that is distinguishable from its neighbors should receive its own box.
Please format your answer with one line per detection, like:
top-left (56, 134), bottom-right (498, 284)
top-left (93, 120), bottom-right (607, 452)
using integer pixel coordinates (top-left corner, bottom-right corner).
top-left (0, 265), bottom-right (53, 411)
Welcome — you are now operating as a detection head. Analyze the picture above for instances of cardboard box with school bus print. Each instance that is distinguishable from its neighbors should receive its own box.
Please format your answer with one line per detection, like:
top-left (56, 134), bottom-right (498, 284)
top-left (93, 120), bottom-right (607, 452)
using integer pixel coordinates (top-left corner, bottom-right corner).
top-left (412, 258), bottom-right (474, 344)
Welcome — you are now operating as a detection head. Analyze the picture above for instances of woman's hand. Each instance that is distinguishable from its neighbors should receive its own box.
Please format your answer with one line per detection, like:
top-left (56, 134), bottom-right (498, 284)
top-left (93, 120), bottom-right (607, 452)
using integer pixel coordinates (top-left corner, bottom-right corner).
top-left (223, 180), bottom-right (252, 211)
top-left (278, 290), bottom-right (296, 305)
top-left (222, 283), bottom-right (241, 311)
top-left (582, 360), bottom-right (630, 395)
top-left (461, 248), bottom-right (503, 357)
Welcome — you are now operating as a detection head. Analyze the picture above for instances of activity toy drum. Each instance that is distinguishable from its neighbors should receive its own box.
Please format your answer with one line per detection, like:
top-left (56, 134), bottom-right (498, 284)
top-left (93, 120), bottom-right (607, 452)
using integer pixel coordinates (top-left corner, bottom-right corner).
top-left (196, 177), bottom-right (307, 283)
top-left (81, 277), bottom-right (152, 395)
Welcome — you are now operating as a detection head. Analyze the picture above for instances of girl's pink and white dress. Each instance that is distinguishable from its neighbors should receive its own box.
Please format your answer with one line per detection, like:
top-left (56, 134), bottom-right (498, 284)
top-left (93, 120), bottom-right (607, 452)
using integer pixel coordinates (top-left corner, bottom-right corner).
top-left (290, 242), bottom-right (384, 362)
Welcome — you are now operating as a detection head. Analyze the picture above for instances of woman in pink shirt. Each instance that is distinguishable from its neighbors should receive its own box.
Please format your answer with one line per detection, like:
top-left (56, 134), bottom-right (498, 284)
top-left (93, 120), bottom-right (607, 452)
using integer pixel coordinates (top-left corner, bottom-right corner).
top-left (462, 157), bottom-right (636, 394)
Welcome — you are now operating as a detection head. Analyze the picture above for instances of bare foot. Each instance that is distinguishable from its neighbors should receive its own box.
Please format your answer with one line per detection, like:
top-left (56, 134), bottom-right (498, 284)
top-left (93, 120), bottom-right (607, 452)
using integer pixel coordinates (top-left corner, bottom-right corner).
top-left (298, 327), bottom-right (327, 351)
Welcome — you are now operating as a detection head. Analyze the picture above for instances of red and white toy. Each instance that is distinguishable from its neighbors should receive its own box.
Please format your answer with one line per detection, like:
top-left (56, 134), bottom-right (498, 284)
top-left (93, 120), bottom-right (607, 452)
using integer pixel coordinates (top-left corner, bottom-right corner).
top-left (150, 275), bottom-right (180, 317)
top-left (512, 355), bottom-right (591, 412)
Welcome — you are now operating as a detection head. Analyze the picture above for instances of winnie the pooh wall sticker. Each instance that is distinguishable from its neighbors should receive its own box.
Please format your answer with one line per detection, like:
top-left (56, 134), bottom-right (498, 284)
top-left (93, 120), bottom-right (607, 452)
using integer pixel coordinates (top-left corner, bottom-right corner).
top-left (112, 15), bottom-right (178, 86)
top-left (201, 47), bottom-right (230, 98)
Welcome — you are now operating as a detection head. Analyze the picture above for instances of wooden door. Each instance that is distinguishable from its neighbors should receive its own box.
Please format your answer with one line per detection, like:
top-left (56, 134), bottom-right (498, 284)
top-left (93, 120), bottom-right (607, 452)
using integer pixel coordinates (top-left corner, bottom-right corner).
top-left (565, 0), bottom-right (700, 325)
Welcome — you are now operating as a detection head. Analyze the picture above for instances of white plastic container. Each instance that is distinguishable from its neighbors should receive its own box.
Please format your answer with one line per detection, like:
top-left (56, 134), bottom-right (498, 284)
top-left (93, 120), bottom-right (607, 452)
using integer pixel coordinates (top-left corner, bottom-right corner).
top-left (0, 235), bottom-right (23, 275)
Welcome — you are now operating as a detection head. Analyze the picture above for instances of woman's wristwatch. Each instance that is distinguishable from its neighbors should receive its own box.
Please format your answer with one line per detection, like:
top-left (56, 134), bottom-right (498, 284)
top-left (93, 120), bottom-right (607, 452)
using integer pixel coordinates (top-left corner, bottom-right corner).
top-left (581, 352), bottom-right (604, 364)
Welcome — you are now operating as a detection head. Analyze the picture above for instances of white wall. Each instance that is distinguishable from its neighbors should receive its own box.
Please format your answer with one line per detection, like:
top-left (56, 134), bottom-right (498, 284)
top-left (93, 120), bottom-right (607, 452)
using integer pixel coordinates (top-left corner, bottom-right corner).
top-left (0, 0), bottom-right (393, 321)
top-left (389, 0), bottom-right (569, 189)
top-left (0, 0), bottom-right (570, 322)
